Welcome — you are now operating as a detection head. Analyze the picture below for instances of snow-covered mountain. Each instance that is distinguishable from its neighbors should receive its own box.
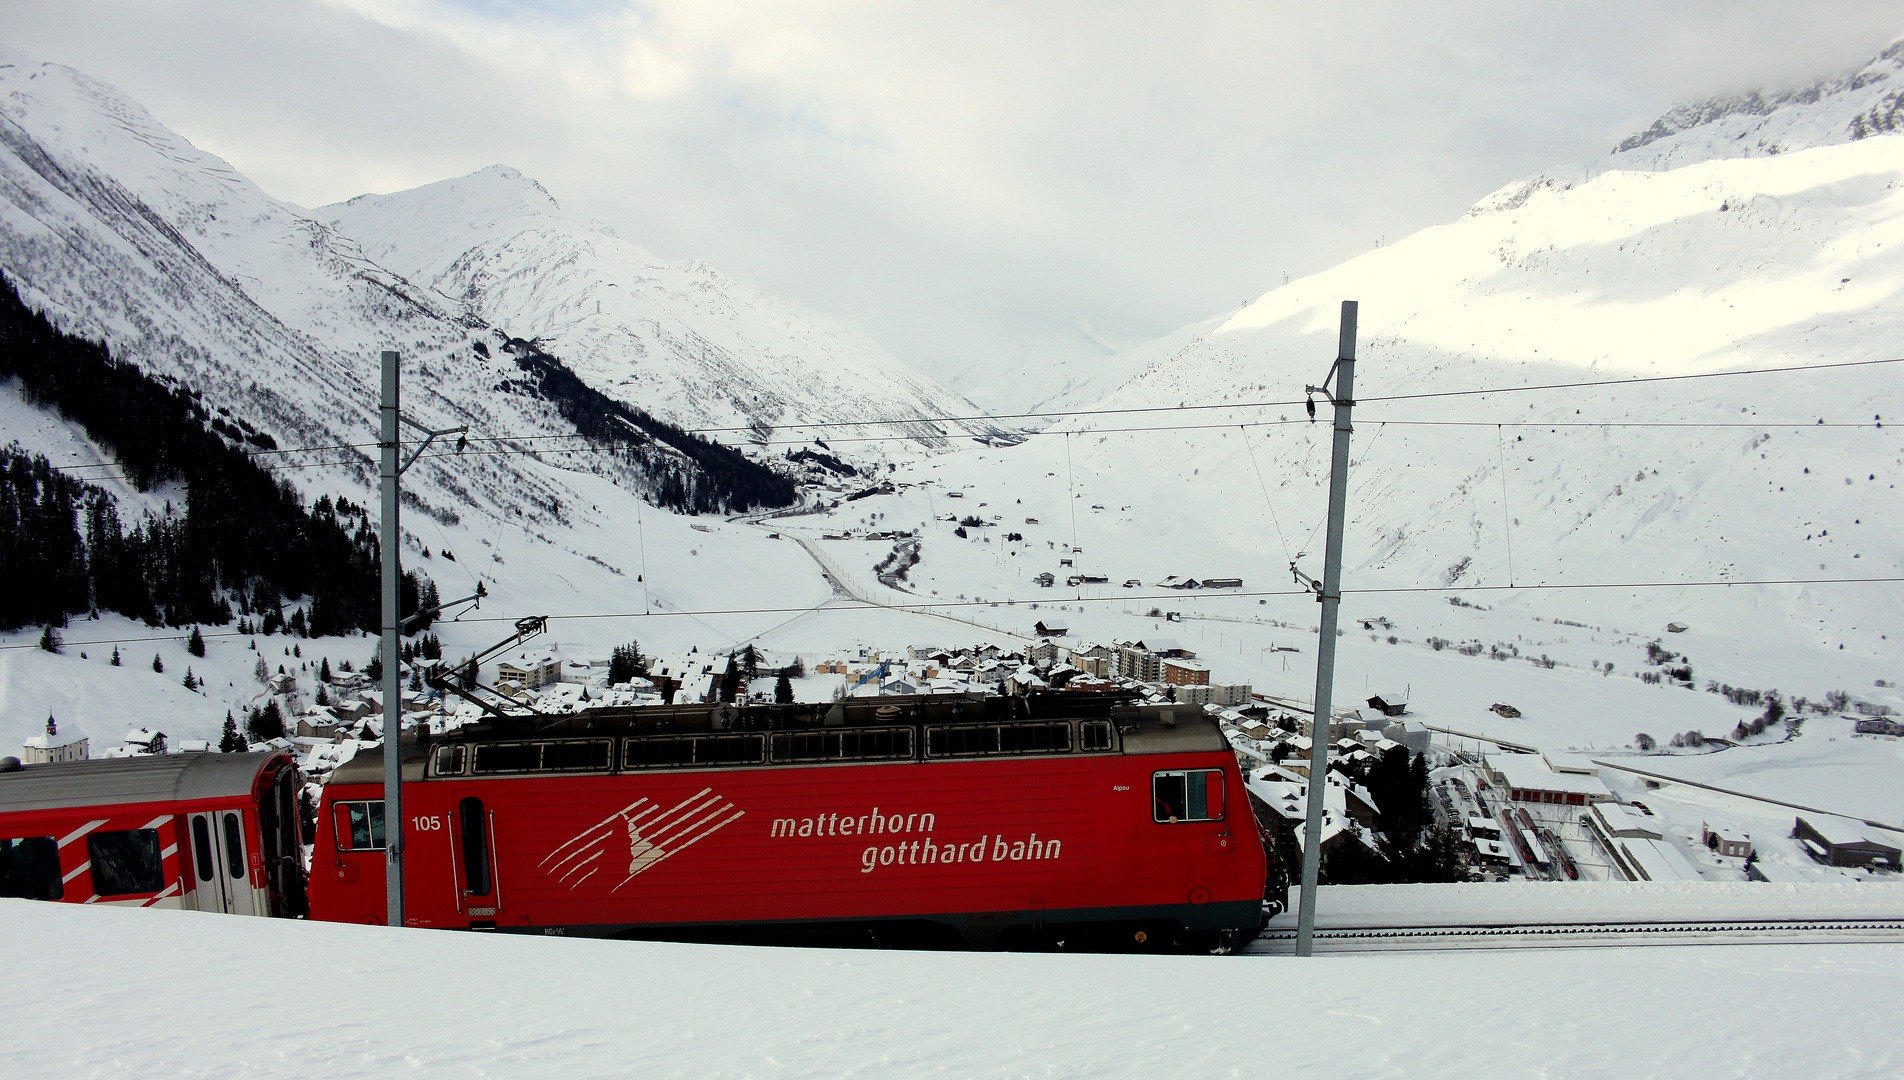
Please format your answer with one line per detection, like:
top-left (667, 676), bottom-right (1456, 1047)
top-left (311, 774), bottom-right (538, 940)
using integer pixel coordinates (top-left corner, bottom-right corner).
top-left (942, 40), bottom-right (1904, 680)
top-left (0, 46), bottom-right (650, 531)
top-left (0, 45), bottom-right (974, 750)
top-left (0, 45), bottom-right (992, 511)
top-left (321, 167), bottom-right (996, 450)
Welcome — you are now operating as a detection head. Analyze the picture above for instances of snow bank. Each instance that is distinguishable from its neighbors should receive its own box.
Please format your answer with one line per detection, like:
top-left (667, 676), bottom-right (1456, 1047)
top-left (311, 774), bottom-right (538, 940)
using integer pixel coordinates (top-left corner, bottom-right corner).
top-left (7, 900), bottom-right (1902, 1078)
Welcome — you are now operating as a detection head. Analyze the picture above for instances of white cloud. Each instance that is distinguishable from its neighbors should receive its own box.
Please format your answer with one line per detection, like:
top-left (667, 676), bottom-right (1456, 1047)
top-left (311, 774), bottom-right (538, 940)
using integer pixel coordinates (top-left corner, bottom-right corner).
top-left (1, 0), bottom-right (1899, 399)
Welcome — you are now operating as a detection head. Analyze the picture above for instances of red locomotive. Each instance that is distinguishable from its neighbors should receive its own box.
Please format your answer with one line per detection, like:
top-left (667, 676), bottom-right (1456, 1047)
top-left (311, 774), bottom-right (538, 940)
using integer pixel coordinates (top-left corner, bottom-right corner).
top-left (0, 751), bottom-right (308, 917)
top-left (309, 692), bottom-right (1269, 950)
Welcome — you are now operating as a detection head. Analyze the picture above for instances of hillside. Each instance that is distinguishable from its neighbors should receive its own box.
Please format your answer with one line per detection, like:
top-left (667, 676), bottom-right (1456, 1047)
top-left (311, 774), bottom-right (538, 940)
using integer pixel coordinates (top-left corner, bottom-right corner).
top-left (1015, 45), bottom-right (1904, 667)
top-left (744, 42), bottom-right (1904, 736)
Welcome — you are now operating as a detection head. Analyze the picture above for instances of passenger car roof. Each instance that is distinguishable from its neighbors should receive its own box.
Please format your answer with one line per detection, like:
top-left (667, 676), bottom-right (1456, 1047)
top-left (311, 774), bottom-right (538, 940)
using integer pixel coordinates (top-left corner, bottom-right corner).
top-left (0, 753), bottom-right (285, 814)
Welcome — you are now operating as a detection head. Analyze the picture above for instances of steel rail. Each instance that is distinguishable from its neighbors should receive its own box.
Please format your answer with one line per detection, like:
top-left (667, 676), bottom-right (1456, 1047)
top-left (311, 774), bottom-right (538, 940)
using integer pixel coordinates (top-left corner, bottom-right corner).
top-left (1247, 918), bottom-right (1904, 954)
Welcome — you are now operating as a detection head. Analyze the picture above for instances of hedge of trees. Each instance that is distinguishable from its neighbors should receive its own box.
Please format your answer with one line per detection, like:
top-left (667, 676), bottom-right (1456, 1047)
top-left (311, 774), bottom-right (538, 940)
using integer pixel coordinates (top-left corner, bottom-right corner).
top-left (502, 338), bottom-right (797, 514)
top-left (0, 274), bottom-right (386, 633)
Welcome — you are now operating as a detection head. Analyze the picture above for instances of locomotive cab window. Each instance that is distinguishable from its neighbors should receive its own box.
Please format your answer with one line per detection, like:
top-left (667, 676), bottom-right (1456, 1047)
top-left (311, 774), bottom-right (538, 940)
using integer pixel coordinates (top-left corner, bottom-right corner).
top-left (0, 836), bottom-right (63, 901)
top-left (333, 801), bottom-right (385, 851)
top-left (1152, 770), bottom-right (1225, 823)
top-left (86, 828), bottom-right (164, 895)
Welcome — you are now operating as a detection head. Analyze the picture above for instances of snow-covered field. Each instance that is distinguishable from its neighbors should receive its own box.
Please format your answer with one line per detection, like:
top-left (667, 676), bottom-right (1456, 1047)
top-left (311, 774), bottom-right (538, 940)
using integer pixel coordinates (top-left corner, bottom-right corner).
top-left (7, 898), bottom-right (1902, 1080)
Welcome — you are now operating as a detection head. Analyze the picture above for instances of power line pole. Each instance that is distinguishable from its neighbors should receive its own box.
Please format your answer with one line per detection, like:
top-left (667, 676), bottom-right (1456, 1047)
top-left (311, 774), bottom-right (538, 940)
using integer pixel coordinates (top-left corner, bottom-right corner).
top-left (380, 349), bottom-right (469, 930)
top-left (380, 349), bottom-right (403, 929)
top-left (1294, 301), bottom-right (1357, 957)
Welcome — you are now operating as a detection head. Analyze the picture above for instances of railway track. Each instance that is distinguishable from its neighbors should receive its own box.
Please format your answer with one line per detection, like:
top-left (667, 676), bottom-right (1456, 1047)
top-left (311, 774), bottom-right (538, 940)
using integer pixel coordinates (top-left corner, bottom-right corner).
top-left (1246, 918), bottom-right (1904, 954)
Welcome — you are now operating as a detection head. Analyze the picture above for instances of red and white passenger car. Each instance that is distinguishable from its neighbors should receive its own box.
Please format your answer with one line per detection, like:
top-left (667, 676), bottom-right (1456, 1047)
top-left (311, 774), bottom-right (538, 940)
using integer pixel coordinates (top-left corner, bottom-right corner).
top-left (311, 692), bottom-right (1268, 950)
top-left (0, 751), bottom-right (308, 917)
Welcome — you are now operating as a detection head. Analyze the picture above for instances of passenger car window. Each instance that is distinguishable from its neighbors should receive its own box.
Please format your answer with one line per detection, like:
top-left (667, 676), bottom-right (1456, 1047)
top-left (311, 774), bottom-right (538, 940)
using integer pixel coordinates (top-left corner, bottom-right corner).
top-left (192, 817), bottom-right (216, 881)
top-left (1152, 770), bottom-right (1225, 823)
top-left (0, 836), bottom-right (63, 900)
top-left (87, 829), bottom-right (164, 895)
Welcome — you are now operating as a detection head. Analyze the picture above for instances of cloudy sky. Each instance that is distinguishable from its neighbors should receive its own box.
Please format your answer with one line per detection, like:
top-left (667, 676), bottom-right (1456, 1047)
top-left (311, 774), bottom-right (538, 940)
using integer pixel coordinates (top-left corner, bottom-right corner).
top-left (3, 1), bottom-right (1899, 394)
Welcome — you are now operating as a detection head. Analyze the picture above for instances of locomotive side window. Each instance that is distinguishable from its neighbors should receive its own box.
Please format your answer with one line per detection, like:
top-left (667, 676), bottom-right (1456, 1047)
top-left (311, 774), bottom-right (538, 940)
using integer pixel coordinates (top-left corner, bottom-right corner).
top-left (334, 801), bottom-right (386, 850)
top-left (458, 797), bottom-right (492, 897)
top-left (771, 729), bottom-right (913, 763)
top-left (432, 745), bottom-right (467, 776)
top-left (471, 742), bottom-right (541, 774)
top-left (1152, 770), bottom-right (1225, 823)
top-left (625, 735), bottom-right (766, 768)
top-left (927, 723), bottom-right (1071, 758)
top-left (998, 723), bottom-right (1070, 754)
top-left (836, 728), bottom-right (911, 761)
top-left (1079, 720), bottom-right (1114, 751)
top-left (694, 735), bottom-right (766, 766)
top-left (624, 737), bottom-right (696, 768)
top-left (86, 829), bottom-right (164, 895)
top-left (926, 725), bottom-right (999, 758)
top-left (541, 740), bottom-right (612, 771)
top-left (0, 836), bottom-right (63, 901)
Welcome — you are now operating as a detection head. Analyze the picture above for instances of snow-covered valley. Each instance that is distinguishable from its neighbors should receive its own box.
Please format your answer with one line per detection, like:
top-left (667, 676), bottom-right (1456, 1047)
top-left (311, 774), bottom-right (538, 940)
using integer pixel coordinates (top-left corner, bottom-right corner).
top-left (8, 25), bottom-right (1904, 1080)
top-left (3, 33), bottom-right (1903, 815)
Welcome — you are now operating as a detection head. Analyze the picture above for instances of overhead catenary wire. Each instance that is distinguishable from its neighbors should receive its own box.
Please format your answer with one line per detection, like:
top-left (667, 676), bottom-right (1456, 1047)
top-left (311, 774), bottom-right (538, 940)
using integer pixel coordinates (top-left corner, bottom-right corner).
top-left (10, 575), bottom-right (1899, 651)
top-left (1497, 425), bottom-right (1515, 588)
top-left (18, 348), bottom-right (1902, 653)
top-left (38, 352), bottom-right (1901, 474)
top-left (1242, 425), bottom-right (1294, 562)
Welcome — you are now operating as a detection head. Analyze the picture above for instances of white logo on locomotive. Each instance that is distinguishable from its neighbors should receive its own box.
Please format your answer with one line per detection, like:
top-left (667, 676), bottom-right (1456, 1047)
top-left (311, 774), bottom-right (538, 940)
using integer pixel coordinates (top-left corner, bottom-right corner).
top-left (539, 787), bottom-right (743, 891)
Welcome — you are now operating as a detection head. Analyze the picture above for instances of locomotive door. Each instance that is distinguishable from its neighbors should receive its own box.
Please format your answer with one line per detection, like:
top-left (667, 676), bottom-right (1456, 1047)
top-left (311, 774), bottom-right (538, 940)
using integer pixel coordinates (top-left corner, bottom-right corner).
top-left (450, 790), bottom-right (500, 920)
top-left (187, 810), bottom-right (256, 916)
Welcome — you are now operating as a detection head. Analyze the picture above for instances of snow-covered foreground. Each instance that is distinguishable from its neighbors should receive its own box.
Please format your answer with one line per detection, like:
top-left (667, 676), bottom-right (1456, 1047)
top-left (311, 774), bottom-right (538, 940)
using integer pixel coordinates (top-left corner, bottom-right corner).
top-left (8, 900), bottom-right (1902, 1079)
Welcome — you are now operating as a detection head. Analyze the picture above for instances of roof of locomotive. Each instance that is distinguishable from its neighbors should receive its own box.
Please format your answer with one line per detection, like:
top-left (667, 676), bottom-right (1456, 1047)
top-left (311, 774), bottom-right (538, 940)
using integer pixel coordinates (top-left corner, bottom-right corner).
top-left (328, 739), bottom-right (429, 787)
top-left (327, 692), bottom-right (1223, 787)
top-left (0, 752), bottom-right (292, 814)
top-left (447, 689), bottom-right (1141, 741)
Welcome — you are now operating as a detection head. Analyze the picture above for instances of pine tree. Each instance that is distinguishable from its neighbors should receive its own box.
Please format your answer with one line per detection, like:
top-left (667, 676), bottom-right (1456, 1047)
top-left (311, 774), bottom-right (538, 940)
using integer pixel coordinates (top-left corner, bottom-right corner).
top-left (365, 653), bottom-right (383, 681)
top-left (254, 655), bottom-right (270, 684)
top-left (38, 625), bottom-right (62, 653)
top-left (247, 699), bottom-right (286, 742)
top-left (219, 712), bottom-right (245, 753)
top-left (314, 684), bottom-right (330, 707)
top-left (719, 657), bottom-right (741, 703)
top-left (152, 653), bottom-right (164, 674)
top-left (607, 641), bottom-right (650, 685)
top-left (182, 667), bottom-right (197, 691)
top-left (110, 645), bottom-right (121, 666)
top-left (775, 671), bottom-right (794, 704)
top-left (319, 656), bottom-right (333, 682)
top-left (187, 626), bottom-right (205, 657)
